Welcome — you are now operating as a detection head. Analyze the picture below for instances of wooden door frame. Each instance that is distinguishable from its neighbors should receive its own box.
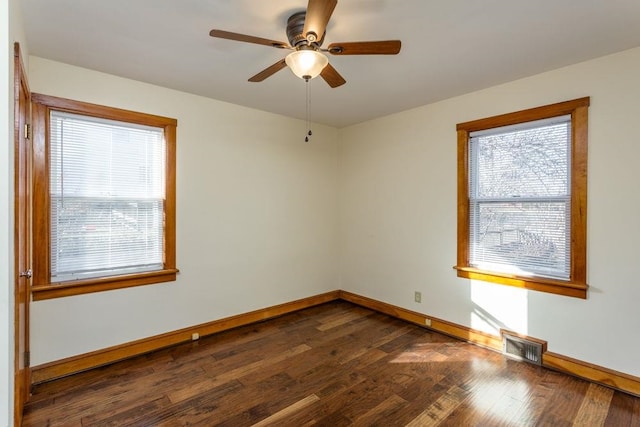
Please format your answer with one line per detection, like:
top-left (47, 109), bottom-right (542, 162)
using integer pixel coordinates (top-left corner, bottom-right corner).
top-left (13, 41), bottom-right (31, 426)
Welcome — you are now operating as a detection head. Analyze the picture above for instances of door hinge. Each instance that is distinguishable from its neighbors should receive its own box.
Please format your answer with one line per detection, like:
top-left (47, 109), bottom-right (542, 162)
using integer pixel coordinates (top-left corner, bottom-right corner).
top-left (24, 123), bottom-right (31, 140)
top-left (19, 269), bottom-right (32, 279)
top-left (24, 351), bottom-right (30, 368)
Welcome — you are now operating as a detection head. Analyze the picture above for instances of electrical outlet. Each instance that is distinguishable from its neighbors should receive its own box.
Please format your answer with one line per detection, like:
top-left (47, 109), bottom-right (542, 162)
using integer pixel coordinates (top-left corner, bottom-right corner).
top-left (414, 291), bottom-right (422, 303)
top-left (425, 318), bottom-right (431, 327)
top-left (191, 332), bottom-right (200, 341)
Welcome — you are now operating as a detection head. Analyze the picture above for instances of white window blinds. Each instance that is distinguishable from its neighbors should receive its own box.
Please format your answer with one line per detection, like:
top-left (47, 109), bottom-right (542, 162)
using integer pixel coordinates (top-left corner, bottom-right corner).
top-left (468, 115), bottom-right (571, 280)
top-left (50, 111), bottom-right (166, 282)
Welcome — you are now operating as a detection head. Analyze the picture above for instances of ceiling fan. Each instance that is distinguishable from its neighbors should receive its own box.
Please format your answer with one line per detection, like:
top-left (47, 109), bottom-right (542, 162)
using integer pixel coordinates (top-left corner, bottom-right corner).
top-left (209, 0), bottom-right (401, 88)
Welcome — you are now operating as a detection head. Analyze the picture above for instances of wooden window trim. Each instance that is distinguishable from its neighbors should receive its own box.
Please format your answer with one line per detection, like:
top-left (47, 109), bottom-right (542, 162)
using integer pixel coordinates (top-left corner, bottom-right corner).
top-left (454, 97), bottom-right (589, 299)
top-left (31, 93), bottom-right (178, 300)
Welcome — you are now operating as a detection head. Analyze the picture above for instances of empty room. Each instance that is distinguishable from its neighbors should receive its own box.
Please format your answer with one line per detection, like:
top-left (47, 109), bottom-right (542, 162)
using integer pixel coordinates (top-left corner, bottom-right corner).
top-left (2, 1), bottom-right (640, 425)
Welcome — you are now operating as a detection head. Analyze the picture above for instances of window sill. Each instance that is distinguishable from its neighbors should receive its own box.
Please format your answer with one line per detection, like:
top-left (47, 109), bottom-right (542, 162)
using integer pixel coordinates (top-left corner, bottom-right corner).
top-left (453, 266), bottom-right (587, 299)
top-left (32, 268), bottom-right (179, 301)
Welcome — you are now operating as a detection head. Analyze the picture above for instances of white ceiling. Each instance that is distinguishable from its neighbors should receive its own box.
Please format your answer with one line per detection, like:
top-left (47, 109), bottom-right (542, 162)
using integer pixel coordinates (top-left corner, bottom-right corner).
top-left (22, 0), bottom-right (640, 128)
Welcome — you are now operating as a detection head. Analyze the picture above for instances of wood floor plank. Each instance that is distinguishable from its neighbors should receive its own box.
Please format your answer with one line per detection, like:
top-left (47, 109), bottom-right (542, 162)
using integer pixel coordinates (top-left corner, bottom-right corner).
top-left (340, 324), bottom-right (415, 366)
top-left (251, 394), bottom-right (320, 426)
top-left (118, 379), bottom-right (243, 426)
top-left (536, 370), bottom-right (592, 425)
top-left (22, 301), bottom-right (640, 426)
top-left (351, 393), bottom-right (408, 426)
top-left (405, 384), bottom-right (468, 426)
top-left (167, 343), bottom-right (311, 403)
top-left (603, 388), bottom-right (640, 427)
top-left (80, 395), bottom-right (172, 426)
top-left (315, 307), bottom-right (373, 331)
top-left (455, 359), bottom-right (547, 426)
top-left (573, 383), bottom-right (615, 426)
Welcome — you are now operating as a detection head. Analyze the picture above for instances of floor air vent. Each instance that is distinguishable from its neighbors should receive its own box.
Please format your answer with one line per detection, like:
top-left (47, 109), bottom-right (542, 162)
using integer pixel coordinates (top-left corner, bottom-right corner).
top-left (502, 332), bottom-right (544, 365)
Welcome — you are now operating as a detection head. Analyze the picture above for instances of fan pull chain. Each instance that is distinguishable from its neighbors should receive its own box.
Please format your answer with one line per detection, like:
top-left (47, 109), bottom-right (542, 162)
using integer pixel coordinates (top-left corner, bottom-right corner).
top-left (305, 76), bottom-right (312, 142)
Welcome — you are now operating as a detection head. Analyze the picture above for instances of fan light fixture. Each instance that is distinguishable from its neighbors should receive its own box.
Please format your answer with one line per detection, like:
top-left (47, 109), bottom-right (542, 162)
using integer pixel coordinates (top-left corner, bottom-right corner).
top-left (285, 49), bottom-right (328, 80)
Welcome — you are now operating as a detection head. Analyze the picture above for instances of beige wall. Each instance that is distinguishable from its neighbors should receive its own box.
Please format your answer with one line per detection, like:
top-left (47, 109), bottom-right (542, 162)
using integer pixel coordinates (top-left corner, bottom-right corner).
top-left (339, 46), bottom-right (640, 377)
top-left (28, 57), bottom-right (340, 366)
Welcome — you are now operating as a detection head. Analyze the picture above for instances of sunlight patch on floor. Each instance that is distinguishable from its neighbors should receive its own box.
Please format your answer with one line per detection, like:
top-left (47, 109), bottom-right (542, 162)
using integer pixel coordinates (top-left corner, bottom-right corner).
top-left (389, 342), bottom-right (498, 365)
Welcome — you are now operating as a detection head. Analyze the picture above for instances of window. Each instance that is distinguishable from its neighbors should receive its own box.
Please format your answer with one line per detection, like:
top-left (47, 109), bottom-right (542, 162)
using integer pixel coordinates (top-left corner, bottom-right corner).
top-left (455, 98), bottom-right (589, 298)
top-left (32, 94), bottom-right (178, 300)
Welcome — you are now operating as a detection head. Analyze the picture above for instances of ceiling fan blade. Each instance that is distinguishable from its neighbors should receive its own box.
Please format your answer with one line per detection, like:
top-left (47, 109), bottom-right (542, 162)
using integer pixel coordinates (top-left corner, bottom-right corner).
top-left (303, 0), bottom-right (337, 43)
top-left (320, 63), bottom-right (346, 88)
top-left (210, 29), bottom-right (290, 49)
top-left (327, 40), bottom-right (401, 55)
top-left (248, 59), bottom-right (288, 82)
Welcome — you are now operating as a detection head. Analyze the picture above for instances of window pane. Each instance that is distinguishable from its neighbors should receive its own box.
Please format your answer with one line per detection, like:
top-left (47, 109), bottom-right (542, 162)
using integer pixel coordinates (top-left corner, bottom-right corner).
top-left (472, 121), bottom-right (570, 199)
top-left (470, 201), bottom-right (570, 279)
top-left (49, 111), bottom-right (166, 282)
top-left (50, 112), bottom-right (165, 199)
top-left (468, 117), bottom-right (572, 280)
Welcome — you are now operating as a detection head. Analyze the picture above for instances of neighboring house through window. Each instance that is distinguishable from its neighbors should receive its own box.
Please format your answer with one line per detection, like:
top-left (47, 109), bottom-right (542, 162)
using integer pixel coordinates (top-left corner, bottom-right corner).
top-left (31, 94), bottom-right (178, 300)
top-left (455, 98), bottom-right (589, 298)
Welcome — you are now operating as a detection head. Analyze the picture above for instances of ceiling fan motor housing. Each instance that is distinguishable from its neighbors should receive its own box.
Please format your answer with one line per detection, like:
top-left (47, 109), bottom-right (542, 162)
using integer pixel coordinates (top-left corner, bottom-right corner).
top-left (287, 12), bottom-right (324, 48)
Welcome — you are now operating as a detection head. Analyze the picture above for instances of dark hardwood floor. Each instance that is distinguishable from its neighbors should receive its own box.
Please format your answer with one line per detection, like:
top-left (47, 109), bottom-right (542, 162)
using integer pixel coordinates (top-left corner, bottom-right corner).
top-left (23, 301), bottom-right (640, 426)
